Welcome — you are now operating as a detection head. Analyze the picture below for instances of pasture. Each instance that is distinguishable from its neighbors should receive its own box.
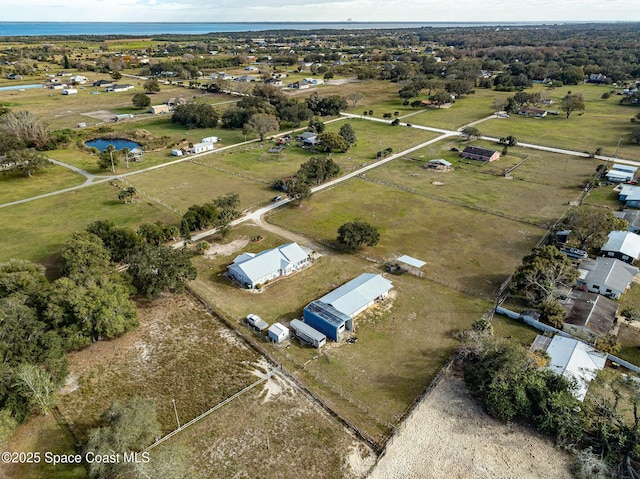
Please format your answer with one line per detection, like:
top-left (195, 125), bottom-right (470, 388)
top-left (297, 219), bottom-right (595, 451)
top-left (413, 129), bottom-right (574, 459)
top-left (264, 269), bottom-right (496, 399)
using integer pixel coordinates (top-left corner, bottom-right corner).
top-left (0, 182), bottom-right (179, 263)
top-left (267, 178), bottom-right (545, 297)
top-left (189, 223), bottom-right (489, 442)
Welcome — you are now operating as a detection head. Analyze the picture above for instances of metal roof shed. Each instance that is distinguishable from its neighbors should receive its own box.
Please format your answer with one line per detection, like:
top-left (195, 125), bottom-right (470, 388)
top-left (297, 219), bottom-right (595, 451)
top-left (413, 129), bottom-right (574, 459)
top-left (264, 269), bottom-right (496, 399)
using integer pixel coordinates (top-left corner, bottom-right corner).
top-left (320, 273), bottom-right (393, 318)
top-left (268, 323), bottom-right (290, 343)
top-left (396, 255), bottom-right (426, 277)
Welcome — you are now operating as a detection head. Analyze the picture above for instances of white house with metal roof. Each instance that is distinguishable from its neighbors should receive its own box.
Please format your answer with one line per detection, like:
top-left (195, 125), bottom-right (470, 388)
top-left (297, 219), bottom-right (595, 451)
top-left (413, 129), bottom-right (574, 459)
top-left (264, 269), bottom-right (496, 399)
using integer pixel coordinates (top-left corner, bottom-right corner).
top-left (600, 230), bottom-right (640, 264)
top-left (543, 335), bottom-right (607, 401)
top-left (577, 257), bottom-right (638, 299)
top-left (228, 243), bottom-right (310, 289)
top-left (303, 273), bottom-right (393, 341)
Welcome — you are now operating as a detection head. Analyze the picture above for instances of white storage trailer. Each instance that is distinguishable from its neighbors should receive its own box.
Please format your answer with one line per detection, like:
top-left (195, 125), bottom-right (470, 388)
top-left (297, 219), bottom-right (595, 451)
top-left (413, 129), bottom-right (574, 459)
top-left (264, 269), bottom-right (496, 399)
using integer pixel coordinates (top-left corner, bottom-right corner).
top-left (290, 319), bottom-right (326, 348)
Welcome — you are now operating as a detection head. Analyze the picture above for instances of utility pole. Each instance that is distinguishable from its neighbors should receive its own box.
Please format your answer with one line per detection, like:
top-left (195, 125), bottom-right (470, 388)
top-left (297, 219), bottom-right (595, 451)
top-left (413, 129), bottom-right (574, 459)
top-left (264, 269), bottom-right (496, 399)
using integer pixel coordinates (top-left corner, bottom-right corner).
top-left (615, 138), bottom-right (622, 158)
top-left (171, 398), bottom-right (181, 430)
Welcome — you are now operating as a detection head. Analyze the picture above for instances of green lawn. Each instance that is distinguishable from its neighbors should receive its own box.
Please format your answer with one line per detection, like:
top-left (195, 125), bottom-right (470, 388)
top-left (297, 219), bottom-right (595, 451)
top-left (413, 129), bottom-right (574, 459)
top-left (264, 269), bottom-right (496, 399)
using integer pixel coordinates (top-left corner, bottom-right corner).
top-left (0, 164), bottom-right (85, 205)
top-left (267, 178), bottom-right (544, 298)
top-left (0, 183), bottom-right (179, 264)
top-left (478, 84), bottom-right (640, 161)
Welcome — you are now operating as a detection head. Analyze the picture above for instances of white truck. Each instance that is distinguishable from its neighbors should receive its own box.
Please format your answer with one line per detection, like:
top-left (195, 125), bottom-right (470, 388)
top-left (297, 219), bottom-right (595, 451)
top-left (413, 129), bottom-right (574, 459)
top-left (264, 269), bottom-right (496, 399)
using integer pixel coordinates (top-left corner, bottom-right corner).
top-left (246, 314), bottom-right (268, 331)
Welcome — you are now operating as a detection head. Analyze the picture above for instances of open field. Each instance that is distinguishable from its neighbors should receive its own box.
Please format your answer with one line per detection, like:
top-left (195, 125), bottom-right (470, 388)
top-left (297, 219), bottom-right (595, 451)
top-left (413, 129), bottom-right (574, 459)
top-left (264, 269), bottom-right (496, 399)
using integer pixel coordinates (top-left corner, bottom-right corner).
top-left (368, 369), bottom-right (574, 479)
top-left (0, 183), bottom-right (179, 263)
top-left (477, 84), bottom-right (640, 161)
top-left (0, 164), bottom-right (85, 205)
top-left (363, 147), bottom-right (591, 225)
top-left (267, 178), bottom-right (545, 297)
top-left (404, 88), bottom-right (513, 131)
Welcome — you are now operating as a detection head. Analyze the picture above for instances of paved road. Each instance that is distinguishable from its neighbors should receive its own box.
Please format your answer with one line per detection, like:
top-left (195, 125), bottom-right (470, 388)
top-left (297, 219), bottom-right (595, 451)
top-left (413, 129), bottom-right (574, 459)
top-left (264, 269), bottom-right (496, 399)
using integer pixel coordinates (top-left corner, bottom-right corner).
top-left (179, 128), bottom-right (458, 246)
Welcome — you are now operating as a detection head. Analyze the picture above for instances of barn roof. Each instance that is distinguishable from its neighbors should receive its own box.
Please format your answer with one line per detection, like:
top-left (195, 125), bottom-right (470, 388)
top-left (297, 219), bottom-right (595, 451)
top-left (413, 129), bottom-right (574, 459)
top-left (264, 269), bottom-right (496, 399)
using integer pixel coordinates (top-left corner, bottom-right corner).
top-left (320, 273), bottom-right (393, 317)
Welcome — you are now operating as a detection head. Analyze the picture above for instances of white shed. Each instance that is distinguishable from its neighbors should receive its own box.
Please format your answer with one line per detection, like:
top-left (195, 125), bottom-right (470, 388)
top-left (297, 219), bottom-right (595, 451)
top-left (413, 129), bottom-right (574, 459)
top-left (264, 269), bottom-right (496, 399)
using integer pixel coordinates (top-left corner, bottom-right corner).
top-left (268, 323), bottom-right (290, 343)
top-left (62, 88), bottom-right (78, 95)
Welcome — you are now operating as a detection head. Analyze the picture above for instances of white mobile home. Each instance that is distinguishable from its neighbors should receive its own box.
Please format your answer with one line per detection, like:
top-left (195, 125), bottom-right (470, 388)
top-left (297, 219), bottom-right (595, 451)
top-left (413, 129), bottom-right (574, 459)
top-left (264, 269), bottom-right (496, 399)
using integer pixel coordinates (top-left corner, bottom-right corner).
top-left (62, 88), bottom-right (78, 95)
top-left (191, 142), bottom-right (214, 154)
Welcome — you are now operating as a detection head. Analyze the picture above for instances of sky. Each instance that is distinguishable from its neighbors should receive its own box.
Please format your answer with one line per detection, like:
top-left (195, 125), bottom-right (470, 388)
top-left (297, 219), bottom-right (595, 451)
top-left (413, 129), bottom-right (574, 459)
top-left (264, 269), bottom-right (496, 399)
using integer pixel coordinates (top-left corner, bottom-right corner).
top-left (3, 0), bottom-right (640, 23)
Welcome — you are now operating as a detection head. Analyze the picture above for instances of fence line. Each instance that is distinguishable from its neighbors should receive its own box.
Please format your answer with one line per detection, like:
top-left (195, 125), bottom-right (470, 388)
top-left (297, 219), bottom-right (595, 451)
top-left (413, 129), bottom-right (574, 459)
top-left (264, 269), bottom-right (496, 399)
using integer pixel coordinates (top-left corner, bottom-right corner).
top-left (118, 179), bottom-right (183, 216)
top-left (189, 159), bottom-right (271, 185)
top-left (147, 375), bottom-right (269, 451)
top-left (186, 286), bottom-right (384, 453)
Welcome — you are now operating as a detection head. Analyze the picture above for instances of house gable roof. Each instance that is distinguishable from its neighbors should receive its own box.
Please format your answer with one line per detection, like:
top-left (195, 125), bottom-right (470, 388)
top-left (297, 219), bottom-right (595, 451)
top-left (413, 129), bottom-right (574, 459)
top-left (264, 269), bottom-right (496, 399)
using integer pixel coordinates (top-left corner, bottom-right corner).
top-left (563, 290), bottom-right (619, 336)
top-left (579, 257), bottom-right (638, 293)
top-left (601, 231), bottom-right (640, 260)
top-left (229, 243), bottom-right (308, 284)
top-left (545, 335), bottom-right (607, 401)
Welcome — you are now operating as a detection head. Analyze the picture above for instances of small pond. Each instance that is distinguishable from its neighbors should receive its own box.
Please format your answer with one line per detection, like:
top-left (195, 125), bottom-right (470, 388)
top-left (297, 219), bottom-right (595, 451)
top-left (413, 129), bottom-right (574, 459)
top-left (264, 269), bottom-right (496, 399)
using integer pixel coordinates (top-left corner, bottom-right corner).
top-left (85, 138), bottom-right (141, 152)
top-left (0, 84), bottom-right (45, 92)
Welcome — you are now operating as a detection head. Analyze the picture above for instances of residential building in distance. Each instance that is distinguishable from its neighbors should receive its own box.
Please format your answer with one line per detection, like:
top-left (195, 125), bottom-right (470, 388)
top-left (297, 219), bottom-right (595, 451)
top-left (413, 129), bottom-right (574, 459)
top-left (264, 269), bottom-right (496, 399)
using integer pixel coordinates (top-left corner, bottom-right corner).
top-left (460, 146), bottom-right (500, 162)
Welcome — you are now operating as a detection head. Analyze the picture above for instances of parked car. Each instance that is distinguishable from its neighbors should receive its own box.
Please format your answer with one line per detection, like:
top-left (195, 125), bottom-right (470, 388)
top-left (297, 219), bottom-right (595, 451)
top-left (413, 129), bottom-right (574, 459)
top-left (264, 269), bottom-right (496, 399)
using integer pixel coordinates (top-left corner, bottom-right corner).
top-left (272, 195), bottom-right (283, 202)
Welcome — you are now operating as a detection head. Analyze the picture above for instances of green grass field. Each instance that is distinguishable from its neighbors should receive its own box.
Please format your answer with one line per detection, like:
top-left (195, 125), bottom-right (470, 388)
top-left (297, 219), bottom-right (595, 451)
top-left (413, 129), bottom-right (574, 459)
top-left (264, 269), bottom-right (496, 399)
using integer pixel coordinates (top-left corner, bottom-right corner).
top-left (0, 183), bottom-right (179, 263)
top-left (361, 143), bottom-right (597, 225)
top-left (0, 164), bottom-right (85, 205)
top-left (267, 178), bottom-right (544, 298)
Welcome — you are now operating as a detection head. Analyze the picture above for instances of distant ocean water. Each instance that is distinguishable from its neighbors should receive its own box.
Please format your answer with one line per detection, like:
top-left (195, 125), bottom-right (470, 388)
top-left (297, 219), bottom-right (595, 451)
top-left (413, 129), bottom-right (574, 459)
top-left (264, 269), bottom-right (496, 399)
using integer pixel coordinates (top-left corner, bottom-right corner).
top-left (0, 21), bottom-right (547, 37)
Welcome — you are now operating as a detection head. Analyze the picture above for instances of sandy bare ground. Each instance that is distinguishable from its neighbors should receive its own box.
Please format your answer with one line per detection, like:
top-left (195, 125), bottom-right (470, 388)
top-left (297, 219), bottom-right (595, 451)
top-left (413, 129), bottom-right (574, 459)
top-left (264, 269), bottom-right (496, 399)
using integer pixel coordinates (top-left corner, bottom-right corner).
top-left (368, 370), bottom-right (574, 479)
top-left (81, 109), bottom-right (116, 121)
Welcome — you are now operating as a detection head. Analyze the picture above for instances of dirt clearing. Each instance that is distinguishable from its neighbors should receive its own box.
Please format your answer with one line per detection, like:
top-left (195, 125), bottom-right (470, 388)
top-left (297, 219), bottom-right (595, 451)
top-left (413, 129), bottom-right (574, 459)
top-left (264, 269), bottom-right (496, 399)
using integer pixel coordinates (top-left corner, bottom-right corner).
top-left (368, 369), bottom-right (573, 479)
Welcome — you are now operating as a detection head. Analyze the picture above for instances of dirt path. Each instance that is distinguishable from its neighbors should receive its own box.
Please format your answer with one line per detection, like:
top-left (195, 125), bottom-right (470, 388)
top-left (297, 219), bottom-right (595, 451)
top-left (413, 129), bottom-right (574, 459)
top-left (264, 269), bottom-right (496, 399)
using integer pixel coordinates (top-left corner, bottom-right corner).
top-left (249, 215), bottom-right (330, 254)
top-left (368, 370), bottom-right (573, 479)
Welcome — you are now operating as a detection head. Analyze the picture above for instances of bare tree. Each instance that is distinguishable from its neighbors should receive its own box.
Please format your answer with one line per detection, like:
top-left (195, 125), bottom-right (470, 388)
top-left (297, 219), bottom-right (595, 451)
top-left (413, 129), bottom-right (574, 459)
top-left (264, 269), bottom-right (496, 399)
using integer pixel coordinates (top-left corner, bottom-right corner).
top-left (0, 110), bottom-right (50, 150)
top-left (346, 92), bottom-right (365, 108)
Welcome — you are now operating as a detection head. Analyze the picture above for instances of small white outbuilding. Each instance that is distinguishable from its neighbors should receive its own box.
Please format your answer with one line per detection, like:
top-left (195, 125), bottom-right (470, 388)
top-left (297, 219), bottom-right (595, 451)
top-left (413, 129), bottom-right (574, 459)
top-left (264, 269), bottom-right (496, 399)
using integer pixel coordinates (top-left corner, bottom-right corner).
top-left (268, 323), bottom-right (290, 343)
